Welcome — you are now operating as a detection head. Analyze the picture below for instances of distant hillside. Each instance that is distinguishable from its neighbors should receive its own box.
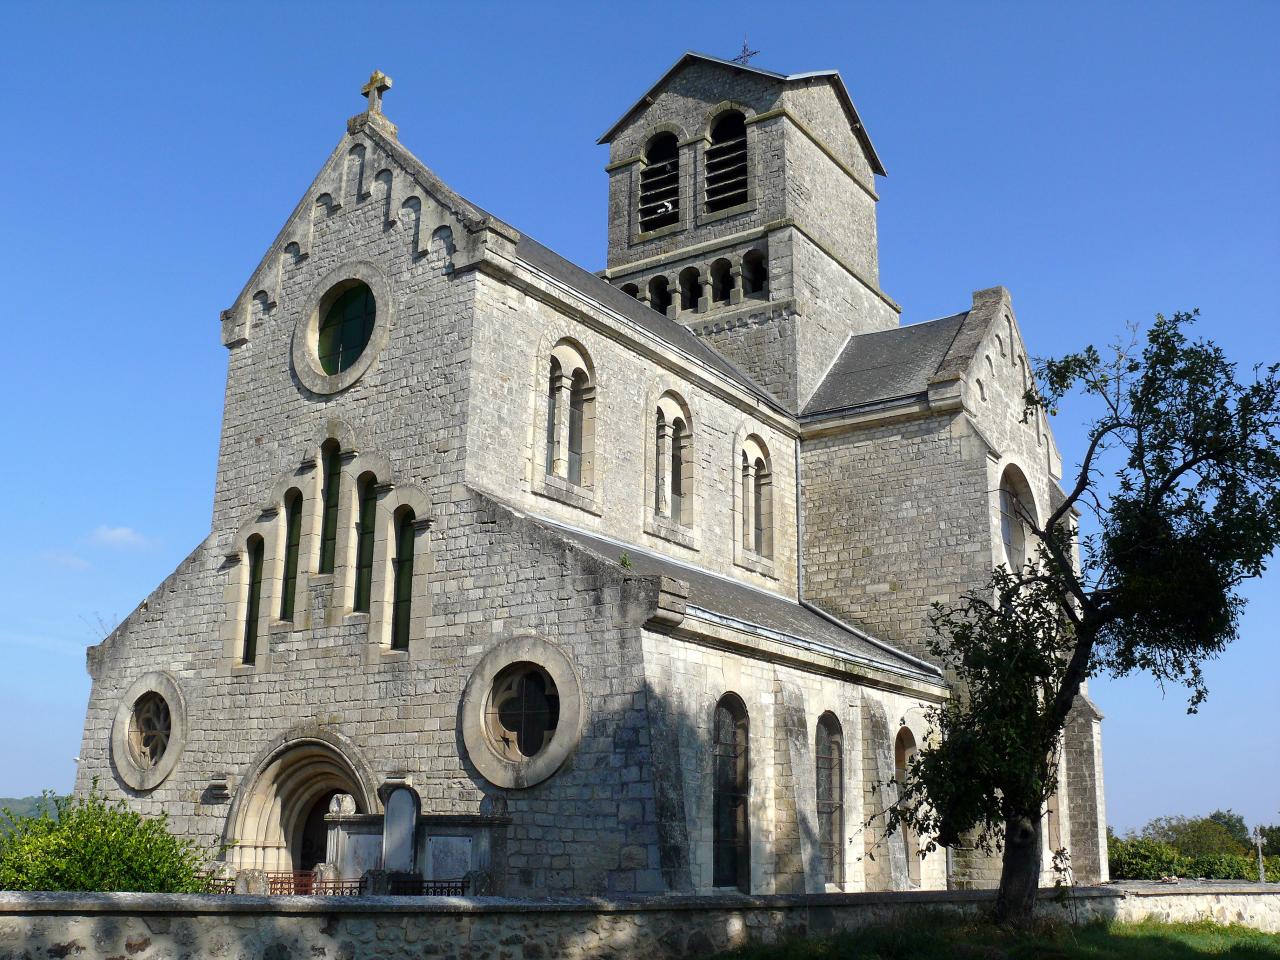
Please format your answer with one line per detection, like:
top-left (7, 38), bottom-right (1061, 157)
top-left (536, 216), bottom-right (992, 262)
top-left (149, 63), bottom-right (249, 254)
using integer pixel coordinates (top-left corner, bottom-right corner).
top-left (0, 796), bottom-right (60, 823)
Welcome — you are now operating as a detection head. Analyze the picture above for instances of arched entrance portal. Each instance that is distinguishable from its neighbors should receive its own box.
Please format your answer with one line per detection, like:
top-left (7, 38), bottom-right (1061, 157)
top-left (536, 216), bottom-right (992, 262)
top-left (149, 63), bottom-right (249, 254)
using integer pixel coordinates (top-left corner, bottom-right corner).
top-left (225, 737), bottom-right (371, 873)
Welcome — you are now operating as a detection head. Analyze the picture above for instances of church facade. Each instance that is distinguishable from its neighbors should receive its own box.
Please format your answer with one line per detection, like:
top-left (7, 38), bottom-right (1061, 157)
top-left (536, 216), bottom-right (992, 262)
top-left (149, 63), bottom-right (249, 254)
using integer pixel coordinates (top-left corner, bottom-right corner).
top-left (75, 54), bottom-right (1107, 897)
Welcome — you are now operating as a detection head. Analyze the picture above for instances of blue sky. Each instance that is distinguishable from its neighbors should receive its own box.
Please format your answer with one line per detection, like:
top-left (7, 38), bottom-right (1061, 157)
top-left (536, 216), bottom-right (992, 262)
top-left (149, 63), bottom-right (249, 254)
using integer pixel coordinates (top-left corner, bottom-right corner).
top-left (0, 1), bottom-right (1275, 833)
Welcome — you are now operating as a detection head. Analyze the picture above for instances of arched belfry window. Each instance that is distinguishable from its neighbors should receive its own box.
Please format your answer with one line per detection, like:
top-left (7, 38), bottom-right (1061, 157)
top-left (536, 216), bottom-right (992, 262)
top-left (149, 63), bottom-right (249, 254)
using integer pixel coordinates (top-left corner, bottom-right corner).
top-left (353, 473), bottom-right (378, 614)
top-left (654, 394), bottom-right (693, 526)
top-left (318, 441), bottom-right (342, 574)
top-left (709, 258), bottom-right (733, 304)
top-left (705, 111), bottom-right (748, 213)
top-left (390, 508), bottom-right (416, 652)
top-left (816, 713), bottom-right (844, 886)
top-left (243, 534), bottom-right (264, 665)
top-left (740, 436), bottom-right (773, 559)
top-left (639, 132), bottom-right (680, 232)
top-left (678, 267), bottom-right (703, 312)
top-left (895, 728), bottom-right (921, 886)
top-left (998, 466), bottom-right (1035, 571)
top-left (279, 489), bottom-right (302, 622)
top-left (544, 342), bottom-right (596, 489)
top-left (713, 693), bottom-right (750, 891)
top-left (648, 276), bottom-right (672, 315)
top-left (742, 249), bottom-right (767, 295)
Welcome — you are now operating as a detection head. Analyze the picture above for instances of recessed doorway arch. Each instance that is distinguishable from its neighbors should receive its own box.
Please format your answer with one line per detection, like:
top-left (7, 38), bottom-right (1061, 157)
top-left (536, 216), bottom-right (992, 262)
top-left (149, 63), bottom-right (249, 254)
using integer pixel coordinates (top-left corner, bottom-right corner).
top-left (223, 727), bottom-right (378, 872)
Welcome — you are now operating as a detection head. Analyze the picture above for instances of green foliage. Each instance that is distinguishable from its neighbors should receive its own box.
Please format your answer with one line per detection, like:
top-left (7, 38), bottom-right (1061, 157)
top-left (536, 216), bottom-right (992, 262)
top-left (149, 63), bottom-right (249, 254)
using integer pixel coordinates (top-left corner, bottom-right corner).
top-left (1141, 815), bottom-right (1251, 857)
top-left (1260, 824), bottom-right (1280, 858)
top-left (882, 312), bottom-right (1280, 920)
top-left (1108, 833), bottom-right (1280, 882)
top-left (0, 797), bottom-right (57, 832)
top-left (707, 917), bottom-right (1280, 959)
top-left (1207, 809), bottom-right (1252, 848)
top-left (0, 784), bottom-right (215, 893)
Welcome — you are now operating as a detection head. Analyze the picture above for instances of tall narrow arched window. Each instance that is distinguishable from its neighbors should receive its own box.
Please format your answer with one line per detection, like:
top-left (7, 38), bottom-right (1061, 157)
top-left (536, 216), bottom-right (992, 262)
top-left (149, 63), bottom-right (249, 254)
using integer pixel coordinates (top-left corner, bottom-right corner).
top-left (740, 436), bottom-right (772, 559)
top-left (742, 249), bottom-right (767, 295)
top-left (279, 490), bottom-right (302, 621)
top-left (545, 342), bottom-right (595, 489)
top-left (638, 133), bottom-right (680, 232)
top-left (998, 466), bottom-right (1034, 571)
top-left (816, 713), bottom-right (844, 886)
top-left (353, 474), bottom-right (378, 613)
top-left (390, 508), bottom-right (415, 652)
top-left (670, 417), bottom-right (686, 524)
top-left (895, 728), bottom-right (921, 886)
top-left (243, 534), bottom-right (264, 665)
top-left (568, 371), bottom-right (589, 486)
top-left (705, 111), bottom-right (748, 213)
top-left (713, 693), bottom-right (750, 891)
top-left (318, 441), bottom-right (341, 574)
top-left (655, 393), bottom-right (693, 526)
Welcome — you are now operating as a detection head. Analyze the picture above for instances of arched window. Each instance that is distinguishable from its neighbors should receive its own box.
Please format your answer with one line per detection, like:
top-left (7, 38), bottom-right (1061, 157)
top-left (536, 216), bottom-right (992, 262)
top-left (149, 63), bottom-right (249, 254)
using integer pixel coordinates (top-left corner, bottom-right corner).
top-left (654, 394), bottom-right (693, 526)
top-left (620, 282), bottom-right (639, 299)
top-left (705, 111), bottom-right (748, 213)
top-left (648, 275), bottom-right (672, 315)
top-left (317, 282), bottom-right (376, 375)
top-left (740, 436), bottom-right (772, 558)
top-left (390, 508), bottom-right (415, 652)
top-left (713, 693), bottom-right (749, 891)
top-left (243, 534), bottom-right (264, 665)
top-left (279, 489), bottom-right (302, 621)
top-left (999, 466), bottom-right (1034, 571)
top-left (638, 133), bottom-right (680, 232)
top-left (895, 728), bottom-right (921, 886)
top-left (353, 473), bottom-right (378, 613)
top-left (678, 266), bottom-right (703, 312)
top-left (545, 342), bottom-right (596, 489)
top-left (318, 441), bottom-right (342, 574)
top-left (709, 258), bottom-right (733, 303)
top-left (816, 713), bottom-right (844, 886)
top-left (742, 249), bottom-right (767, 295)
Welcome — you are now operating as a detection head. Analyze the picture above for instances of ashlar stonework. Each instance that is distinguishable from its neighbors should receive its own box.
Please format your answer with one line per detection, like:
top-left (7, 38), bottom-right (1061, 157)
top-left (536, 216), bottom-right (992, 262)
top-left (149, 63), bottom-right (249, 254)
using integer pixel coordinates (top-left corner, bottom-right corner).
top-left (75, 53), bottom-right (1107, 899)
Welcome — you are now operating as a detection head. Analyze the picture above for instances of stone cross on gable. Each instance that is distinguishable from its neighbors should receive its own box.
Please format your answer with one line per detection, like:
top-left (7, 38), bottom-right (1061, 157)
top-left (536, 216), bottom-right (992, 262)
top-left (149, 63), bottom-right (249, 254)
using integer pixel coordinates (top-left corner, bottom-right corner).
top-left (362, 70), bottom-right (393, 115)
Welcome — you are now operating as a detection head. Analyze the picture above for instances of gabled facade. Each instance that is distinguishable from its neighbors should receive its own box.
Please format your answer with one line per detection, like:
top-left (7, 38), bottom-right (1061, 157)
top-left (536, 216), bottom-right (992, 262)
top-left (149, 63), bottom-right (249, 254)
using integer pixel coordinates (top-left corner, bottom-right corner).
top-left (75, 57), bottom-right (1106, 899)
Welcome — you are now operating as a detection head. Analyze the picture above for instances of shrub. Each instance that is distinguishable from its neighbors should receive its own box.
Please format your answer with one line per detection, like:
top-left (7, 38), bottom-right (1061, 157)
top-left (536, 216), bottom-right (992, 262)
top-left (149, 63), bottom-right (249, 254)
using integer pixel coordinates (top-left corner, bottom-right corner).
top-left (1109, 833), bottom-right (1280, 882)
top-left (0, 784), bottom-right (214, 893)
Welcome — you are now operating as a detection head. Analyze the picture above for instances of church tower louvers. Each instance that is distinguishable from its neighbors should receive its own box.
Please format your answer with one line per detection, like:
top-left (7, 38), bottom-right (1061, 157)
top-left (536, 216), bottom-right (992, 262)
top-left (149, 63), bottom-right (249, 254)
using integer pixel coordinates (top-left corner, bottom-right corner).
top-left (598, 53), bottom-right (900, 410)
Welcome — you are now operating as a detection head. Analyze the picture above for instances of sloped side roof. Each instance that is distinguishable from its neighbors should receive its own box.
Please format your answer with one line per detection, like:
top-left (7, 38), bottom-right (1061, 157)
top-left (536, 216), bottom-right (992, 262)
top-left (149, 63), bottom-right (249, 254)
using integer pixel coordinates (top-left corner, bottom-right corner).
top-left (513, 234), bottom-right (781, 407)
top-left (803, 313), bottom-right (968, 416)
top-left (597, 51), bottom-right (886, 176)
top-left (546, 521), bottom-right (940, 681)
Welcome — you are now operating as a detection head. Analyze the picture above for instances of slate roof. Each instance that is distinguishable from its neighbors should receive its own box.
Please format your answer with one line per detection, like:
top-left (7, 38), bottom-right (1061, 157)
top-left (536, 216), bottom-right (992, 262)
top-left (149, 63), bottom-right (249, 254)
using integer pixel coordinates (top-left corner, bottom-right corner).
top-left (542, 519), bottom-right (941, 682)
top-left (597, 52), bottom-right (886, 177)
top-left (513, 234), bottom-right (783, 409)
top-left (802, 313), bottom-right (969, 417)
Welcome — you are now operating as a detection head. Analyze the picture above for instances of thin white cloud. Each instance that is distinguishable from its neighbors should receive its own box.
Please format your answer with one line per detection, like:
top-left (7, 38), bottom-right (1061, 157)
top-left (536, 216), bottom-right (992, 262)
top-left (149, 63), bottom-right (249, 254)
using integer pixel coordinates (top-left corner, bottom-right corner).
top-left (39, 549), bottom-right (92, 571)
top-left (89, 525), bottom-right (153, 549)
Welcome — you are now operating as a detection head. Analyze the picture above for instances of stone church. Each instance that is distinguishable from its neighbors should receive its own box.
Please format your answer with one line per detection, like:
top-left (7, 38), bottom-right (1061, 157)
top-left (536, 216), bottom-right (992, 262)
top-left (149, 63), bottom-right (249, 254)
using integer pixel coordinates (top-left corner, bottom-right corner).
top-left (75, 53), bottom-right (1107, 896)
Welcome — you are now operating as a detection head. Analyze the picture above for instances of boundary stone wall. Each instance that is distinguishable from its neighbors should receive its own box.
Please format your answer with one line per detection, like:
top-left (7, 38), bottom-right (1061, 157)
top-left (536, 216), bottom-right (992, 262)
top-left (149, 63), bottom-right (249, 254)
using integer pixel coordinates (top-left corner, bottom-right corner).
top-left (2, 884), bottom-right (1277, 960)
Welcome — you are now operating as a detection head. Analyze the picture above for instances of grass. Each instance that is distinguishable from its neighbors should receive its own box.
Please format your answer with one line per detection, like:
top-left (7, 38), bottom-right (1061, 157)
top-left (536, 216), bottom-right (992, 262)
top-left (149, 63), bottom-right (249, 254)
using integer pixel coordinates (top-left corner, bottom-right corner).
top-left (708, 918), bottom-right (1280, 959)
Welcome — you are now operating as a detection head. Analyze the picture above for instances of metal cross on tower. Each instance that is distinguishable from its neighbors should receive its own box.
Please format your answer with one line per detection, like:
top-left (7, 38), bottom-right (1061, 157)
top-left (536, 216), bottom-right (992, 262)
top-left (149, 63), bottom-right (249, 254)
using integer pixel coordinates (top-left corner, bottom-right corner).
top-left (731, 38), bottom-right (760, 66)
top-left (361, 70), bottom-right (393, 114)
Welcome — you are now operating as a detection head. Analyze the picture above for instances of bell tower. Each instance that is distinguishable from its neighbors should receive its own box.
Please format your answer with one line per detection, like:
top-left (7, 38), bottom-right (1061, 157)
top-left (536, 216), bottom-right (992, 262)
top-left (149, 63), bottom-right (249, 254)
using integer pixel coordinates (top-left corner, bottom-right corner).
top-left (598, 52), bottom-right (902, 410)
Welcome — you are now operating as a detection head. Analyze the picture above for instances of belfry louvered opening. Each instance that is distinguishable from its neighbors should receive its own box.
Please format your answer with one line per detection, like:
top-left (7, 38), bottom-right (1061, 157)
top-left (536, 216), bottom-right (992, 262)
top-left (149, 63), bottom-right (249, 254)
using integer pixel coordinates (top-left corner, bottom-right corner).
top-left (705, 111), bottom-right (748, 213)
top-left (638, 133), bottom-right (680, 233)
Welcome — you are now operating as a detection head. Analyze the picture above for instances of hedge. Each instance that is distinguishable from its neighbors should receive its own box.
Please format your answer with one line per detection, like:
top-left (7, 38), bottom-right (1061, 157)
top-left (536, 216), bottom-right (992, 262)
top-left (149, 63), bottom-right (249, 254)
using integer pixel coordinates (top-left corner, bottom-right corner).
top-left (1109, 834), bottom-right (1280, 882)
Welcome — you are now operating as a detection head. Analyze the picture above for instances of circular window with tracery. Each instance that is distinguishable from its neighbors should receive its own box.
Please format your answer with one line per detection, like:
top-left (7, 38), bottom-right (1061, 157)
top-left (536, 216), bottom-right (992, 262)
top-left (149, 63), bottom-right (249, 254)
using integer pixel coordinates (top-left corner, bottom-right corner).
top-left (128, 692), bottom-right (172, 769)
top-left (461, 636), bottom-right (585, 789)
top-left (318, 282), bottom-right (376, 375)
top-left (485, 664), bottom-right (560, 761)
top-left (111, 671), bottom-right (187, 791)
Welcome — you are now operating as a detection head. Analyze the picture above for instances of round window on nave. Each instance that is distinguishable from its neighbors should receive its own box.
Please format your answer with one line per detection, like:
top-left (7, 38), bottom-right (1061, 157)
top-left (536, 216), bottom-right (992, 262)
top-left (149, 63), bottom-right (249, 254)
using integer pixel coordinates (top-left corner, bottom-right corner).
top-left (485, 663), bottom-right (560, 761)
top-left (128, 691), bottom-right (171, 770)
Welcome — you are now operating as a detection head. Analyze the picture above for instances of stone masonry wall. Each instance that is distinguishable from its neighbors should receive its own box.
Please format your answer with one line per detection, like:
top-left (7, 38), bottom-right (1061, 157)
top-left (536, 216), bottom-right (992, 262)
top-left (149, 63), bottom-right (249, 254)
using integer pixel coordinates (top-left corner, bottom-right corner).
top-left (5, 886), bottom-right (1277, 960)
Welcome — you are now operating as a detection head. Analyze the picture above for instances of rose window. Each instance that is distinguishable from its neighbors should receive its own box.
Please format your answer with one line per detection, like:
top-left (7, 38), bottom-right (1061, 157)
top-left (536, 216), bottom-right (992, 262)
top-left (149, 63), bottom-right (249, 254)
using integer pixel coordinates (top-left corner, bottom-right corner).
top-left (485, 664), bottom-right (560, 760)
top-left (128, 692), bottom-right (172, 769)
